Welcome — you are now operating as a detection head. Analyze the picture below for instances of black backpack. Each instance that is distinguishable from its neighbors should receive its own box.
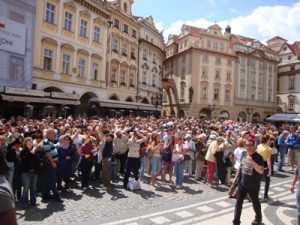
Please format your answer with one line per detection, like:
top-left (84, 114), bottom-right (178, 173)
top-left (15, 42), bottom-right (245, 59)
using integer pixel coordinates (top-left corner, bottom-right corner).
top-left (162, 145), bottom-right (172, 162)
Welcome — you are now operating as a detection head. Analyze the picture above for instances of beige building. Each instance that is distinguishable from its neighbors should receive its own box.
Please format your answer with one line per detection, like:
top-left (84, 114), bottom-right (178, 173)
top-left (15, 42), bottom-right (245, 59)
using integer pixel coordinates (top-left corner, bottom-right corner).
top-left (230, 33), bottom-right (278, 122)
top-left (267, 36), bottom-right (300, 113)
top-left (32, 0), bottom-right (111, 117)
top-left (135, 15), bottom-right (165, 115)
top-left (104, 0), bottom-right (140, 114)
top-left (163, 24), bottom-right (236, 119)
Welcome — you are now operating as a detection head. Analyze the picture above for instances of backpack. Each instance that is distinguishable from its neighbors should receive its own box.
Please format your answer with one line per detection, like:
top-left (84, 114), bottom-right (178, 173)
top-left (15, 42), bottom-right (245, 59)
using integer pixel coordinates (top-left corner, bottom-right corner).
top-left (161, 145), bottom-right (172, 162)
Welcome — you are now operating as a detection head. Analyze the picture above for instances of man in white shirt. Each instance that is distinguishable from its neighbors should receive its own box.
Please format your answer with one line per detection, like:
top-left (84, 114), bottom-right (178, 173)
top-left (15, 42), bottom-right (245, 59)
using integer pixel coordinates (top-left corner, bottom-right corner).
top-left (185, 134), bottom-right (196, 177)
top-left (113, 130), bottom-right (128, 176)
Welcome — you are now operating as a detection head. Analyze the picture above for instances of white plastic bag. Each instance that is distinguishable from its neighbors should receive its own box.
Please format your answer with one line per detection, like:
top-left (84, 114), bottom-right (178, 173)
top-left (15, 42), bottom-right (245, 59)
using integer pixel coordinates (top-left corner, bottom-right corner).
top-left (127, 177), bottom-right (141, 191)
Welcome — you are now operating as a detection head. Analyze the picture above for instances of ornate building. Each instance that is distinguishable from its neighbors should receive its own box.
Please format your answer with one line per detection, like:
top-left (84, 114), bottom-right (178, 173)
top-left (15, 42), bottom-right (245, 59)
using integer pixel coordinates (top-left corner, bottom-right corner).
top-left (135, 16), bottom-right (165, 115)
top-left (267, 36), bottom-right (300, 113)
top-left (230, 32), bottom-right (278, 122)
top-left (163, 24), bottom-right (236, 119)
top-left (32, 0), bottom-right (110, 117)
top-left (0, 0), bottom-right (37, 117)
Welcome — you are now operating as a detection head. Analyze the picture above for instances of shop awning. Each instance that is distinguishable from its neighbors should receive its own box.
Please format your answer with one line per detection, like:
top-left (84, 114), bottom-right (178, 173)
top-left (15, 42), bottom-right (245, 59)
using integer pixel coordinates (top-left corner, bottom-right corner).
top-left (266, 113), bottom-right (300, 122)
top-left (91, 98), bottom-right (161, 111)
top-left (1, 94), bottom-right (80, 105)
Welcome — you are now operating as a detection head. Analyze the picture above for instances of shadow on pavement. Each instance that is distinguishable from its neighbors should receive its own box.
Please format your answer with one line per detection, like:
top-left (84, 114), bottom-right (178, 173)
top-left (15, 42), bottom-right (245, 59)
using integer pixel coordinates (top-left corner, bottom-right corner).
top-left (16, 201), bottom-right (65, 222)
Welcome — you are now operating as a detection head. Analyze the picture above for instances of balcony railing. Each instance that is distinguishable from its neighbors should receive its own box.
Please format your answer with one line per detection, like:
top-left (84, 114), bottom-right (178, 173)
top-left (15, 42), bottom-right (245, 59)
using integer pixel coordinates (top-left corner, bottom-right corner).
top-left (235, 97), bottom-right (276, 108)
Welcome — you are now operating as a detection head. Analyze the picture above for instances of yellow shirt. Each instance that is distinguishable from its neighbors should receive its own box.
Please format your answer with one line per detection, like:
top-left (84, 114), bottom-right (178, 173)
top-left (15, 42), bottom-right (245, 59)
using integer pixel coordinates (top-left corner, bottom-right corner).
top-left (205, 141), bottom-right (221, 162)
top-left (257, 143), bottom-right (271, 161)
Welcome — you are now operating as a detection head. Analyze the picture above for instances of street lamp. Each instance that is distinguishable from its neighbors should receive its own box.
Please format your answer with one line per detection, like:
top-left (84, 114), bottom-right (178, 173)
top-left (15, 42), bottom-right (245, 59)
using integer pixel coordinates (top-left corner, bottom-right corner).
top-left (151, 95), bottom-right (162, 117)
top-left (245, 107), bottom-right (253, 121)
top-left (208, 104), bottom-right (216, 119)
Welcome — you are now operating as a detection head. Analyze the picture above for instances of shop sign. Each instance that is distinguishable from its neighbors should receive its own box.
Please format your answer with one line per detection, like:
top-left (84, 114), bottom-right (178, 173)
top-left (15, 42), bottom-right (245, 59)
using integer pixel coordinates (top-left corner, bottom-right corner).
top-left (4, 86), bottom-right (44, 97)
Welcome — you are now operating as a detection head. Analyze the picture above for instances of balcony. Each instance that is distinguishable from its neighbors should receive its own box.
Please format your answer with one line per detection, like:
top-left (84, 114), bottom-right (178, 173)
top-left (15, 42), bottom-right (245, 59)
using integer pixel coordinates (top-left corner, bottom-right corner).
top-left (235, 97), bottom-right (276, 108)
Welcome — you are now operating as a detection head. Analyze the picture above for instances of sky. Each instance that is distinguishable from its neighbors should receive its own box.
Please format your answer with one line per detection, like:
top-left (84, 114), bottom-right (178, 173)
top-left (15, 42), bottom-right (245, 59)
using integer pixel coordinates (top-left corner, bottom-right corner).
top-left (132, 0), bottom-right (300, 43)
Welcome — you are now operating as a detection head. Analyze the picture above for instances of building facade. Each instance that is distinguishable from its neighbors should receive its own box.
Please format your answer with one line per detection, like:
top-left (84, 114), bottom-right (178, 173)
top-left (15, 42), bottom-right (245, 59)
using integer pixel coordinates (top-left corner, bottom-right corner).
top-left (0, 0), bottom-right (37, 117)
top-left (230, 34), bottom-right (278, 122)
top-left (136, 16), bottom-right (164, 115)
top-left (163, 24), bottom-right (236, 119)
top-left (267, 36), bottom-right (300, 113)
top-left (31, 0), bottom-right (110, 117)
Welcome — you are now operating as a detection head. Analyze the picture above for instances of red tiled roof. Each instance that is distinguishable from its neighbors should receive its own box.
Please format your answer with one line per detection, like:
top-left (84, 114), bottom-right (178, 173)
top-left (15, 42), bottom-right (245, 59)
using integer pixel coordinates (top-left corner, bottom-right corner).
top-left (291, 41), bottom-right (300, 57)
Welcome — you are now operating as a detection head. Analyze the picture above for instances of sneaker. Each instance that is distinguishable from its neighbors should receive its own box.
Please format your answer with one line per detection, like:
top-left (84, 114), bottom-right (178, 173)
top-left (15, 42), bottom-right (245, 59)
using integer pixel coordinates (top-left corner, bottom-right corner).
top-left (251, 218), bottom-right (262, 225)
top-left (176, 185), bottom-right (181, 189)
top-left (55, 198), bottom-right (64, 203)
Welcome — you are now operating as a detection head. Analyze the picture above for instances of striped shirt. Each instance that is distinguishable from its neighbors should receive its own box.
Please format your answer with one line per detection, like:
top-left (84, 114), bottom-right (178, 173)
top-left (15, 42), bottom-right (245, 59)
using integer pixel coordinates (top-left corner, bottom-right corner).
top-left (42, 138), bottom-right (58, 161)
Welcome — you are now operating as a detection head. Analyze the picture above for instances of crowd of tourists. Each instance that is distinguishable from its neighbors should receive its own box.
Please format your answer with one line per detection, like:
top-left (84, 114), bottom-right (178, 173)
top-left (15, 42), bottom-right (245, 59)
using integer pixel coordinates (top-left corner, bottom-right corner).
top-left (0, 115), bottom-right (299, 224)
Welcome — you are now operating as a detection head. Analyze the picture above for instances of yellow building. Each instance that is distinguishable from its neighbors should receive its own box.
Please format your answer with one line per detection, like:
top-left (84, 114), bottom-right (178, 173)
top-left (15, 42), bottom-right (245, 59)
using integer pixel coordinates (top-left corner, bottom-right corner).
top-left (32, 0), bottom-right (110, 117)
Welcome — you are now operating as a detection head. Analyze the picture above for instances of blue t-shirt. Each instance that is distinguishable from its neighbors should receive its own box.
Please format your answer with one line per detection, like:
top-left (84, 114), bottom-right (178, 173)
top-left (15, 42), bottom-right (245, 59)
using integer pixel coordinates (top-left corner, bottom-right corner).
top-left (42, 138), bottom-right (58, 161)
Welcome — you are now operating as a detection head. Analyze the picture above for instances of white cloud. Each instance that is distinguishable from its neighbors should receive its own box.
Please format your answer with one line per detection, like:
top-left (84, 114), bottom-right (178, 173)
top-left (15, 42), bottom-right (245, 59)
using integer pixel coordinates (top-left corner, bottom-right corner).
top-left (154, 21), bottom-right (164, 32)
top-left (230, 8), bottom-right (237, 14)
top-left (163, 1), bottom-right (300, 43)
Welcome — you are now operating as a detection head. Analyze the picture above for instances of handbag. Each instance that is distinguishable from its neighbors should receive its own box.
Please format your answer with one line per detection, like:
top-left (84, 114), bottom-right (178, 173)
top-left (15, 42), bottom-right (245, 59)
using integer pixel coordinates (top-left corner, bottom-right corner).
top-left (172, 154), bottom-right (182, 162)
top-left (146, 146), bottom-right (154, 159)
top-left (184, 154), bottom-right (191, 161)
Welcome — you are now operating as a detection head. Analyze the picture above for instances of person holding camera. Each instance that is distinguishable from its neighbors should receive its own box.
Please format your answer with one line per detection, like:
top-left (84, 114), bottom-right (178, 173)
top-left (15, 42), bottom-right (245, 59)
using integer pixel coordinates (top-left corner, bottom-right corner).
top-left (123, 130), bottom-right (145, 190)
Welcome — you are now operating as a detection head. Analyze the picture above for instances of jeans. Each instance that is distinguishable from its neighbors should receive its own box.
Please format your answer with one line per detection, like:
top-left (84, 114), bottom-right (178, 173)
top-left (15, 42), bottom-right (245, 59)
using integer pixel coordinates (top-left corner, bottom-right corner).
top-left (174, 160), bottom-right (185, 186)
top-left (278, 147), bottom-right (286, 170)
top-left (42, 165), bottom-right (60, 200)
top-left (150, 156), bottom-right (161, 175)
top-left (5, 166), bottom-right (14, 188)
top-left (263, 168), bottom-right (270, 198)
top-left (233, 184), bottom-right (262, 225)
top-left (296, 183), bottom-right (300, 225)
top-left (21, 172), bottom-right (37, 206)
top-left (140, 156), bottom-right (147, 179)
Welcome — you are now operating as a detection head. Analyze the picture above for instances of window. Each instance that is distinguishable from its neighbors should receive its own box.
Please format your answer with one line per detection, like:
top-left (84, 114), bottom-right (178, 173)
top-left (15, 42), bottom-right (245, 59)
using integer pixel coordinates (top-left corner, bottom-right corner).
top-left (10, 56), bottom-right (24, 81)
top-left (291, 65), bottom-right (295, 71)
top-left (226, 72), bottom-right (231, 80)
top-left (184, 39), bottom-right (188, 47)
top-left (123, 24), bottom-right (128, 33)
top-left (78, 59), bottom-right (85, 77)
top-left (202, 54), bottom-right (208, 62)
top-left (181, 67), bottom-right (185, 76)
top-left (46, 2), bottom-right (55, 24)
top-left (215, 57), bottom-right (221, 64)
top-left (213, 41), bottom-right (218, 49)
top-left (180, 82), bottom-right (185, 99)
top-left (220, 42), bottom-right (224, 51)
top-left (181, 55), bottom-right (186, 64)
top-left (153, 53), bottom-right (157, 64)
top-left (279, 57), bottom-right (282, 62)
top-left (289, 76), bottom-right (295, 89)
top-left (225, 89), bottom-right (230, 101)
top-left (111, 66), bottom-right (117, 82)
top-left (207, 40), bottom-right (211, 48)
top-left (288, 55), bottom-right (292, 60)
top-left (94, 26), bottom-right (100, 42)
top-left (132, 29), bottom-right (136, 38)
top-left (120, 69), bottom-right (126, 84)
top-left (152, 74), bottom-right (156, 87)
top-left (258, 91), bottom-right (262, 100)
top-left (227, 59), bottom-right (232, 66)
top-left (62, 54), bottom-right (70, 74)
top-left (288, 96), bottom-right (295, 110)
top-left (130, 47), bottom-right (136, 59)
top-left (240, 87), bottom-right (246, 98)
top-left (129, 73), bottom-right (134, 86)
top-left (80, 19), bottom-right (87, 37)
top-left (64, 12), bottom-right (72, 31)
top-left (146, 35), bottom-right (148, 41)
top-left (142, 71), bottom-right (147, 84)
top-left (112, 39), bottom-right (119, 52)
top-left (121, 42), bottom-right (128, 56)
top-left (215, 70), bottom-right (220, 79)
top-left (214, 88), bottom-right (219, 100)
top-left (92, 63), bottom-right (98, 80)
top-left (151, 38), bottom-right (153, 43)
top-left (113, 18), bottom-right (119, 29)
top-left (201, 86), bottom-right (207, 99)
top-left (202, 67), bottom-right (208, 77)
top-left (43, 48), bottom-right (53, 70)
top-left (143, 48), bottom-right (147, 60)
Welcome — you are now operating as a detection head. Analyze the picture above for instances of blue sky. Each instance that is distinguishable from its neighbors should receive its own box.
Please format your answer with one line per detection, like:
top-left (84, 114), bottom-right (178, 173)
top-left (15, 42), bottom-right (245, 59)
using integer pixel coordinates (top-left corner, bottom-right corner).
top-left (132, 0), bottom-right (300, 42)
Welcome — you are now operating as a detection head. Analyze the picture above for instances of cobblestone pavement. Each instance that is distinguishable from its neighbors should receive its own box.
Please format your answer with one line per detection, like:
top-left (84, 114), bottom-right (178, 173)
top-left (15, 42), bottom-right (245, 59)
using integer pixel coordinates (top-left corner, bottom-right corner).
top-left (16, 169), bottom-right (295, 225)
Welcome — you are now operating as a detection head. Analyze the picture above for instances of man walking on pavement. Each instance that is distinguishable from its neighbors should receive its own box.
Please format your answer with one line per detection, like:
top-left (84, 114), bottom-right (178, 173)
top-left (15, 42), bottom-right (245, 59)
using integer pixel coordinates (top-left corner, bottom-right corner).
top-left (286, 126), bottom-right (300, 171)
top-left (233, 138), bottom-right (264, 225)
